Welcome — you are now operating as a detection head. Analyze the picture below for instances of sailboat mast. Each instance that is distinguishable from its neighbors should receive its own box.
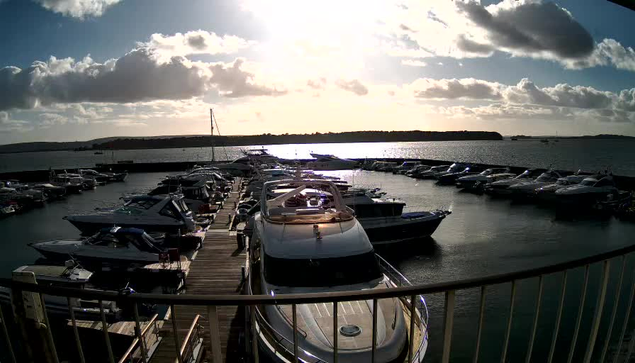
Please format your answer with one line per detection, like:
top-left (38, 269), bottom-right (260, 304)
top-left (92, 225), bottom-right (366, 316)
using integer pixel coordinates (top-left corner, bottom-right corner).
top-left (210, 108), bottom-right (215, 162)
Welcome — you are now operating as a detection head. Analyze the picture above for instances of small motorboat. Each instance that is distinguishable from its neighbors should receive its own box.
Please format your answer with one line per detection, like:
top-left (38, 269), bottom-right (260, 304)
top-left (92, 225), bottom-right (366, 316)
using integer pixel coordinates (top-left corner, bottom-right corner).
top-left (455, 168), bottom-right (512, 189)
top-left (555, 175), bottom-right (621, 205)
top-left (405, 165), bottom-right (431, 177)
top-left (30, 227), bottom-right (168, 269)
top-left (433, 163), bottom-right (468, 179)
top-left (484, 169), bottom-right (543, 196)
top-left (51, 173), bottom-right (84, 194)
top-left (306, 153), bottom-right (359, 170)
top-left (414, 165), bottom-right (450, 179)
top-left (507, 170), bottom-right (564, 196)
top-left (393, 161), bottom-right (422, 174)
top-left (79, 169), bottom-right (111, 185)
top-left (436, 166), bottom-right (476, 185)
top-left (0, 262), bottom-right (122, 322)
top-left (31, 183), bottom-right (66, 199)
top-left (344, 190), bottom-right (450, 244)
top-left (64, 194), bottom-right (196, 235)
top-left (247, 178), bottom-right (428, 362)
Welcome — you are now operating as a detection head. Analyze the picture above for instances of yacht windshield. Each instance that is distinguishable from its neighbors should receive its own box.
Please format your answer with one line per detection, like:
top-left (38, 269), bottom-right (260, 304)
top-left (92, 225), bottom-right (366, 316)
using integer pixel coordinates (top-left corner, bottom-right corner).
top-left (264, 252), bottom-right (382, 287)
top-left (536, 174), bottom-right (555, 182)
top-left (580, 179), bottom-right (596, 186)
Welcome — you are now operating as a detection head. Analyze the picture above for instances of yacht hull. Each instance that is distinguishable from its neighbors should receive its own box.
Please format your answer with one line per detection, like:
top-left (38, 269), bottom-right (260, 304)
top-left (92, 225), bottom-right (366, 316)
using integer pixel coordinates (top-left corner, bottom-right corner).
top-left (359, 212), bottom-right (447, 245)
top-left (66, 218), bottom-right (185, 236)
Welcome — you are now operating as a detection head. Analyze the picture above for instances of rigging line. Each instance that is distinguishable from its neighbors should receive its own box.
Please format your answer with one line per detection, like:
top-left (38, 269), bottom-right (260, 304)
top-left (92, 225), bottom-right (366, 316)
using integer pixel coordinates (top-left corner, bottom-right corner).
top-left (212, 111), bottom-right (230, 161)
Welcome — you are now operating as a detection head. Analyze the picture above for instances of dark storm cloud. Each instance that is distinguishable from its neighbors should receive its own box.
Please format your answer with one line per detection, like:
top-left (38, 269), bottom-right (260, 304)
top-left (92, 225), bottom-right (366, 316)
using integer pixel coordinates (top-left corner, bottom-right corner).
top-left (414, 78), bottom-right (502, 100)
top-left (456, 35), bottom-right (494, 55)
top-left (457, 1), bottom-right (594, 59)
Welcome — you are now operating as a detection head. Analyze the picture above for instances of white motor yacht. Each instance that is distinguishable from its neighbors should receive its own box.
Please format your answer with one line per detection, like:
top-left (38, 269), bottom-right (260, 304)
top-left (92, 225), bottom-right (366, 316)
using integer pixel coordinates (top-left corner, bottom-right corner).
top-left (484, 169), bottom-right (543, 195)
top-left (247, 179), bottom-right (428, 362)
top-left (507, 170), bottom-right (564, 196)
top-left (0, 262), bottom-right (123, 321)
top-left (30, 227), bottom-right (167, 268)
top-left (555, 175), bottom-right (620, 204)
top-left (64, 194), bottom-right (196, 235)
top-left (306, 153), bottom-right (359, 170)
top-left (455, 168), bottom-right (512, 189)
top-left (433, 163), bottom-right (468, 179)
top-left (414, 165), bottom-right (450, 179)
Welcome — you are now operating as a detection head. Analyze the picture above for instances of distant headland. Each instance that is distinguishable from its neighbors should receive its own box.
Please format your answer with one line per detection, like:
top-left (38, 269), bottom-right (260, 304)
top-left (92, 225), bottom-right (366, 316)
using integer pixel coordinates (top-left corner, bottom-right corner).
top-left (0, 131), bottom-right (503, 153)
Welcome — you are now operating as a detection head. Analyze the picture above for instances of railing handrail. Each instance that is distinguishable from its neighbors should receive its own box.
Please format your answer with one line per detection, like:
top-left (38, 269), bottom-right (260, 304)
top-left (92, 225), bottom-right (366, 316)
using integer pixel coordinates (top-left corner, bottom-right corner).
top-left (3, 243), bottom-right (634, 305)
top-left (178, 314), bottom-right (201, 360)
top-left (118, 313), bottom-right (159, 363)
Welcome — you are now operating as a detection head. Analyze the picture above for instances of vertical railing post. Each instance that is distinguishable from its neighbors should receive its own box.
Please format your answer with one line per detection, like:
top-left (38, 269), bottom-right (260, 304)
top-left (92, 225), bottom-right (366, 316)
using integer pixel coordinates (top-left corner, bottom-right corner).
top-left (67, 297), bottom-right (86, 363)
top-left (526, 275), bottom-right (544, 363)
top-left (98, 301), bottom-right (115, 363)
top-left (132, 302), bottom-right (148, 363)
top-left (207, 305), bottom-right (222, 363)
top-left (170, 305), bottom-right (183, 363)
top-left (548, 270), bottom-right (568, 363)
top-left (372, 298), bottom-right (378, 363)
top-left (333, 302), bottom-right (338, 363)
top-left (600, 256), bottom-right (627, 363)
top-left (501, 280), bottom-right (517, 363)
top-left (250, 306), bottom-right (259, 363)
top-left (568, 264), bottom-right (590, 363)
top-left (613, 267), bottom-right (635, 363)
top-left (408, 295), bottom-right (417, 363)
top-left (442, 290), bottom-right (456, 363)
top-left (583, 260), bottom-right (611, 363)
top-left (292, 304), bottom-right (298, 363)
top-left (0, 306), bottom-right (17, 363)
top-left (473, 286), bottom-right (486, 363)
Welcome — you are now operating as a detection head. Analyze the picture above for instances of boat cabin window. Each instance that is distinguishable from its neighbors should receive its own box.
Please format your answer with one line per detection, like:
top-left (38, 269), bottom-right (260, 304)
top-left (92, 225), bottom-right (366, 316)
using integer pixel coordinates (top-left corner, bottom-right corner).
top-left (88, 233), bottom-right (126, 247)
top-left (594, 178), bottom-right (614, 187)
top-left (125, 199), bottom-right (160, 210)
top-left (160, 203), bottom-right (181, 219)
top-left (263, 251), bottom-right (382, 287)
top-left (580, 179), bottom-right (596, 186)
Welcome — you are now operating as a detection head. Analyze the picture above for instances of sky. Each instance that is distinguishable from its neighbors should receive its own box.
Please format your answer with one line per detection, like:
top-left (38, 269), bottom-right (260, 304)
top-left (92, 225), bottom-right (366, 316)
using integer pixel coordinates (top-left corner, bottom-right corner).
top-left (1, 0), bottom-right (635, 144)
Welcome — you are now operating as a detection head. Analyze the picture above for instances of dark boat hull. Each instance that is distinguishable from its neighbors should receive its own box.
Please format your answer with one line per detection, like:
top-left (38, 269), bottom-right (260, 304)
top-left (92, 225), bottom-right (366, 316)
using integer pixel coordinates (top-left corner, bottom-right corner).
top-left (360, 213), bottom-right (447, 245)
top-left (66, 219), bottom-right (184, 236)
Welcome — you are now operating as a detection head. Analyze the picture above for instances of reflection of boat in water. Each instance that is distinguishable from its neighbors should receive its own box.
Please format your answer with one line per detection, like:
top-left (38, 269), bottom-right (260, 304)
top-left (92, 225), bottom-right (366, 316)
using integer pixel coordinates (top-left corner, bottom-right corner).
top-left (247, 179), bottom-right (428, 362)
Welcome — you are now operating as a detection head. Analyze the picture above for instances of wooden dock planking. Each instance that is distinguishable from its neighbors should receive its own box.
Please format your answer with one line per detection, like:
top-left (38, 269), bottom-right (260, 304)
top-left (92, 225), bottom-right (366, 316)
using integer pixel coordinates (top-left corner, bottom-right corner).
top-left (151, 179), bottom-right (245, 363)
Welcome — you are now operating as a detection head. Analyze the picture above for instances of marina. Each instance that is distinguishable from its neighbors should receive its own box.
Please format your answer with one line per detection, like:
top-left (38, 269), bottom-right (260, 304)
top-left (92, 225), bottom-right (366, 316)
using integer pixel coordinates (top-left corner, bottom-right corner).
top-left (0, 148), bottom-right (635, 362)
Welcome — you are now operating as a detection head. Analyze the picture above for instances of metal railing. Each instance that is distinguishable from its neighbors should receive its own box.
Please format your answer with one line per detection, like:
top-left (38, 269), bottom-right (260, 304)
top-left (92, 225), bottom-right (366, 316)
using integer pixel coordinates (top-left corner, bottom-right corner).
top-left (1, 243), bottom-right (635, 363)
top-left (118, 313), bottom-right (160, 363)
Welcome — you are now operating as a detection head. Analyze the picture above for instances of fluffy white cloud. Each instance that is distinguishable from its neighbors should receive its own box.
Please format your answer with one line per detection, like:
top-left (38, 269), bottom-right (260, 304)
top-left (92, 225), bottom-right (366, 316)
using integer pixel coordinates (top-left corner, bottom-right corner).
top-left (210, 59), bottom-right (287, 98)
top-left (140, 30), bottom-right (254, 61)
top-left (33, 0), bottom-right (121, 19)
top-left (401, 60), bottom-right (428, 67)
top-left (0, 112), bottom-right (32, 133)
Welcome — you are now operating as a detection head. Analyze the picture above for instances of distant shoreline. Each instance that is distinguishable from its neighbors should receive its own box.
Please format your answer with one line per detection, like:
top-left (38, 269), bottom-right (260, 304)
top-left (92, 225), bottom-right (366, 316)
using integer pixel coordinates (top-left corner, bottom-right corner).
top-left (0, 130), bottom-right (503, 154)
top-left (1, 131), bottom-right (633, 154)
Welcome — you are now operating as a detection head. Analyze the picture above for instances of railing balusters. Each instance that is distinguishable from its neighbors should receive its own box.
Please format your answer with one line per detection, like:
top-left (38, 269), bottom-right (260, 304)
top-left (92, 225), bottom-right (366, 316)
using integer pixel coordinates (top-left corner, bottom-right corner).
top-left (625, 326), bottom-right (635, 363)
top-left (170, 305), bottom-right (183, 363)
top-left (473, 286), bottom-right (486, 363)
top-left (583, 260), bottom-right (611, 363)
top-left (38, 294), bottom-right (60, 363)
top-left (612, 266), bottom-right (635, 363)
top-left (292, 304), bottom-right (298, 363)
top-left (132, 302), bottom-right (148, 363)
top-left (548, 270), bottom-right (568, 363)
top-left (372, 298), bottom-right (378, 363)
top-left (600, 256), bottom-right (627, 363)
top-left (442, 290), bottom-right (456, 363)
top-left (67, 297), bottom-right (85, 363)
top-left (567, 264), bottom-right (590, 363)
top-left (501, 281), bottom-right (516, 363)
top-left (526, 275), bottom-right (544, 363)
top-left (333, 302), bottom-right (338, 363)
top-left (98, 300), bottom-right (115, 363)
top-left (207, 305), bottom-right (222, 363)
top-left (0, 305), bottom-right (17, 363)
top-left (251, 306), bottom-right (259, 363)
top-left (408, 294), bottom-right (416, 363)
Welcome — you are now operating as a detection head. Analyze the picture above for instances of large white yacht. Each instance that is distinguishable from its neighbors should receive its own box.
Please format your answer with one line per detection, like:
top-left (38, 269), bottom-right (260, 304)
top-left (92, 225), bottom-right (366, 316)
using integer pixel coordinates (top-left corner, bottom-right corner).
top-left (247, 179), bottom-right (428, 362)
top-left (64, 194), bottom-right (196, 235)
top-left (555, 175), bottom-right (620, 204)
top-left (507, 170), bottom-right (564, 196)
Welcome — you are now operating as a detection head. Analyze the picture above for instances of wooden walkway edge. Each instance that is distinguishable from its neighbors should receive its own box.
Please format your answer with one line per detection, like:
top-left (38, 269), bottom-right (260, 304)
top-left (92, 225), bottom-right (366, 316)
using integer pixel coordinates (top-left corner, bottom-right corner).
top-left (151, 179), bottom-right (245, 363)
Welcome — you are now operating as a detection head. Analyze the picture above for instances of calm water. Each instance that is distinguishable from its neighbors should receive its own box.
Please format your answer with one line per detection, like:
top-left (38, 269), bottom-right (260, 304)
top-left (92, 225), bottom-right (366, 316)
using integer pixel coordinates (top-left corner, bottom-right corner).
top-left (2, 139), bottom-right (635, 176)
top-left (1, 169), bottom-right (634, 361)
